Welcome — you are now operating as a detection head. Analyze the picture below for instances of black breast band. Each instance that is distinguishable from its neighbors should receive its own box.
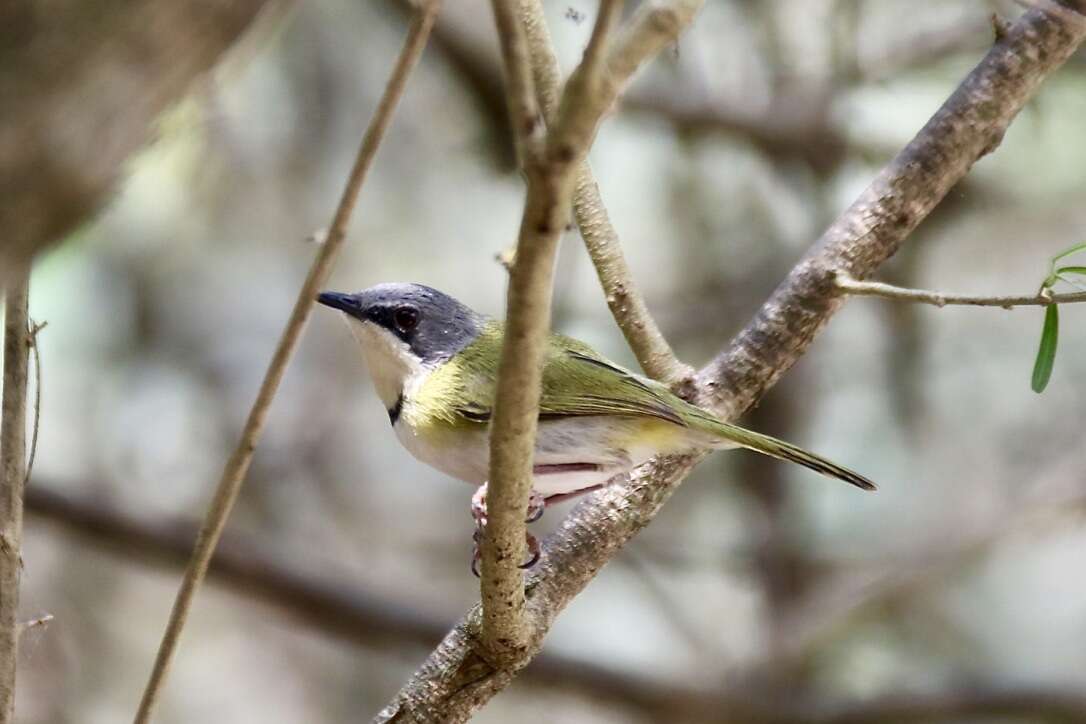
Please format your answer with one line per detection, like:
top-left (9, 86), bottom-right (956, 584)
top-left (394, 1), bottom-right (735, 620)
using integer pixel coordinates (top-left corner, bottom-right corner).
top-left (387, 393), bottom-right (404, 426)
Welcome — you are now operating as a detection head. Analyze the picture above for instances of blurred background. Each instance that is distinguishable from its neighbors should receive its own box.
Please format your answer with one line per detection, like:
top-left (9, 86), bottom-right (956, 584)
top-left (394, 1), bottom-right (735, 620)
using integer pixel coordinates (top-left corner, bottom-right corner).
top-left (7, 0), bottom-right (1086, 721)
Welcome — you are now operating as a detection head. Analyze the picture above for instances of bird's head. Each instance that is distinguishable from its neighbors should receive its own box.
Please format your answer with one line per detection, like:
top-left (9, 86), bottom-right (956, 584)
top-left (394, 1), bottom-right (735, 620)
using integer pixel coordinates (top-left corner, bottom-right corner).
top-left (317, 283), bottom-right (484, 408)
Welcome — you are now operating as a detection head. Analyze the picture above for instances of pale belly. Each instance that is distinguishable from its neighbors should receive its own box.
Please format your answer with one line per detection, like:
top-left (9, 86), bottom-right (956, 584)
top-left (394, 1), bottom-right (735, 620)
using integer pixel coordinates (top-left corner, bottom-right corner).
top-left (393, 415), bottom-right (691, 497)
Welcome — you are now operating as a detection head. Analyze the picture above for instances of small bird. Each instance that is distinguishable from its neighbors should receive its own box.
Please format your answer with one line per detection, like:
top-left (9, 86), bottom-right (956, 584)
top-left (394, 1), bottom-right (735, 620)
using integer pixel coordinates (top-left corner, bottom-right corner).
top-left (318, 283), bottom-right (875, 564)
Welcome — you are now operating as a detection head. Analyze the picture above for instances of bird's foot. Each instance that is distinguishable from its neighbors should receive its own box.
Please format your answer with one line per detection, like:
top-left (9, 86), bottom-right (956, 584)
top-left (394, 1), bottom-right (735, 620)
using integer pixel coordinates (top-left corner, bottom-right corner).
top-left (470, 530), bottom-right (540, 577)
top-left (526, 489), bottom-right (546, 523)
top-left (469, 484), bottom-right (545, 577)
top-left (471, 484), bottom-right (489, 529)
top-left (470, 484), bottom-right (546, 528)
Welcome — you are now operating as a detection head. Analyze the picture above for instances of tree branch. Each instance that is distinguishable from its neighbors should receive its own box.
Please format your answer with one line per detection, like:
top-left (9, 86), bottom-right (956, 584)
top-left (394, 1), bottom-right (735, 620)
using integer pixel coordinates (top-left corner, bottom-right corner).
top-left (378, 2), bottom-right (1086, 720)
top-left (806, 687), bottom-right (1086, 724)
top-left (0, 265), bottom-right (30, 722)
top-left (701, 0), bottom-right (1086, 421)
top-left (0, 0), bottom-right (276, 287)
top-left (480, 0), bottom-right (626, 664)
top-left (132, 3), bottom-right (442, 720)
top-left (487, 0), bottom-right (543, 166)
top-left (836, 273), bottom-right (1086, 308)
top-left (26, 484), bottom-right (729, 722)
top-left (31, 484), bottom-right (1086, 723)
top-left (521, 0), bottom-right (696, 387)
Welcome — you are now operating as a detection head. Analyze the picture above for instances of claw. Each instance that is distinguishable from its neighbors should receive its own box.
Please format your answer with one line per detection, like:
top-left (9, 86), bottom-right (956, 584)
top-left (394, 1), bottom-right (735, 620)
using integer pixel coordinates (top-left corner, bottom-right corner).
top-left (471, 528), bottom-right (483, 577)
top-left (470, 529), bottom-right (541, 575)
top-left (526, 489), bottom-right (546, 523)
top-left (469, 484), bottom-right (546, 575)
top-left (474, 484), bottom-right (546, 526)
top-left (520, 532), bottom-right (541, 569)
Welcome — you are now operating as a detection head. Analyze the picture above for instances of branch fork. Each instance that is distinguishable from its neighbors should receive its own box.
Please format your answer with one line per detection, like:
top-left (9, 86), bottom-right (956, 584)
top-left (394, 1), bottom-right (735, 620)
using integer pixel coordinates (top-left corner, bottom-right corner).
top-left (380, 2), bottom-right (1086, 719)
top-left (478, 0), bottom-right (711, 666)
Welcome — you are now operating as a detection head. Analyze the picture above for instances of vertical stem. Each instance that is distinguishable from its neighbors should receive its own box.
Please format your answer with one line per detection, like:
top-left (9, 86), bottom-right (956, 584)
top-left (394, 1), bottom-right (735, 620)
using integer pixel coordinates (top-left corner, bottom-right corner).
top-left (481, 173), bottom-right (569, 659)
top-left (132, 4), bottom-right (440, 720)
top-left (0, 266), bottom-right (30, 722)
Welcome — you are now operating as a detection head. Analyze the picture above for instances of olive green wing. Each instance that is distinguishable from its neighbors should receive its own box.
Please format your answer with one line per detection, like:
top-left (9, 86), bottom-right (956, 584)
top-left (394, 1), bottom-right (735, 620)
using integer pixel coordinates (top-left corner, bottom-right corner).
top-left (434, 327), bottom-right (689, 427)
top-left (537, 335), bottom-right (687, 425)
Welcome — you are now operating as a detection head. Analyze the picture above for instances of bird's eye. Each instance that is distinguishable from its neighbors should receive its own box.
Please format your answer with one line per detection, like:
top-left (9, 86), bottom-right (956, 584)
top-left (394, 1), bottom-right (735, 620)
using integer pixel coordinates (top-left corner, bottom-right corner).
top-left (393, 306), bottom-right (419, 332)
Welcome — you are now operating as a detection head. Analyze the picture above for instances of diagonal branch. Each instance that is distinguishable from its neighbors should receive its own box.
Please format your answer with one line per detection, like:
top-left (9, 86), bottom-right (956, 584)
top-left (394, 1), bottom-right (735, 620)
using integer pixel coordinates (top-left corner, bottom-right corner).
top-left (487, 0), bottom-right (543, 165)
top-left (377, 2), bottom-right (1086, 721)
top-left (519, 0), bottom-right (696, 387)
top-left (29, 484), bottom-right (1086, 724)
top-left (0, 265), bottom-right (30, 722)
top-left (0, 0), bottom-right (276, 287)
top-left (702, 0), bottom-right (1086, 420)
top-left (25, 484), bottom-right (725, 721)
top-left (132, 3), bottom-right (442, 721)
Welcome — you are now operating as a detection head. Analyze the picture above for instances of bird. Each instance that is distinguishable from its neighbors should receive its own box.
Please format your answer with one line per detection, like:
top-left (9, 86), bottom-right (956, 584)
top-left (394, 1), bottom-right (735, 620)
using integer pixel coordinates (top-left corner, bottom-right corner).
top-left (317, 283), bottom-right (875, 566)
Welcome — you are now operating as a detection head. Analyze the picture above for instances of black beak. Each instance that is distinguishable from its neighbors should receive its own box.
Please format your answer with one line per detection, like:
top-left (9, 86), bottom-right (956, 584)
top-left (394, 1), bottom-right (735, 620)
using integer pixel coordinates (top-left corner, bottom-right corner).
top-left (317, 291), bottom-right (360, 316)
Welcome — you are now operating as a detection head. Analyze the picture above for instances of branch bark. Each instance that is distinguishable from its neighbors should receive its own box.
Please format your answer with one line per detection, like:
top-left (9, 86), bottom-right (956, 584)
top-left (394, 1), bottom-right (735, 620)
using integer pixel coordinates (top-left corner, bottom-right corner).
top-left (836, 273), bottom-right (1086, 308)
top-left (377, 1), bottom-right (1086, 720)
top-left (480, 0), bottom-right (626, 663)
top-left (518, 0), bottom-right (696, 388)
top-left (0, 266), bottom-right (30, 722)
top-left (0, 0), bottom-right (276, 287)
top-left (700, 0), bottom-right (1086, 421)
top-left (132, 3), bottom-right (442, 720)
top-left (481, 0), bottom-right (707, 668)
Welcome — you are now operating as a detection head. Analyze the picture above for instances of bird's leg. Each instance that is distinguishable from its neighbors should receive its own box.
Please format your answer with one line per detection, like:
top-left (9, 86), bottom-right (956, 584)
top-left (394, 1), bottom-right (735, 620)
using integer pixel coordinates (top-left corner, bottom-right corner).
top-left (469, 483), bottom-right (546, 576)
top-left (470, 483), bottom-right (490, 529)
top-left (525, 488), bottom-right (546, 523)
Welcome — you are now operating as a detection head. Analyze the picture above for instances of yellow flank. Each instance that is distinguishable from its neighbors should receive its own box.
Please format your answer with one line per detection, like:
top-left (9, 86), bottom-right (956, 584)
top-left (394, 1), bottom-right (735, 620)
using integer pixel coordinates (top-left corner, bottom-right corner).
top-left (620, 416), bottom-right (689, 453)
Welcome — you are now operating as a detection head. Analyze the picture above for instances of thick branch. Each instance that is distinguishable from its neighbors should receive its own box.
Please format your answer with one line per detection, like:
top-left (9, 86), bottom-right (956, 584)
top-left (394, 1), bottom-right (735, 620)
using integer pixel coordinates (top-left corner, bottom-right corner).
top-left (0, 267), bottom-right (29, 721)
top-left (807, 687), bottom-right (1086, 724)
top-left (837, 273), bottom-right (1086, 308)
top-left (33, 483), bottom-right (1086, 724)
top-left (132, 4), bottom-right (441, 721)
top-left (379, 2), bottom-right (1086, 720)
top-left (26, 485), bottom-right (735, 722)
top-left (0, 0), bottom-right (274, 286)
top-left (702, 0), bottom-right (1086, 421)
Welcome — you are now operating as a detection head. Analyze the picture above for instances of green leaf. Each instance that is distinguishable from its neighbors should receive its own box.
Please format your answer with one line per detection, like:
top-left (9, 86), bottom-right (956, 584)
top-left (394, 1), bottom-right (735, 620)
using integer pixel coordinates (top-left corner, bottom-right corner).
top-left (1055, 265), bottom-right (1086, 278)
top-left (1052, 241), bottom-right (1086, 265)
top-left (1031, 304), bottom-right (1059, 393)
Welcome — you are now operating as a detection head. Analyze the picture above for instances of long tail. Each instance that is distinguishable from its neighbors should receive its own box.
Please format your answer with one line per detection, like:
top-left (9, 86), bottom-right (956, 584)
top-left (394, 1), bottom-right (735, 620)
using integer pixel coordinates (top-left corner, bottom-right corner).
top-left (699, 416), bottom-right (876, 491)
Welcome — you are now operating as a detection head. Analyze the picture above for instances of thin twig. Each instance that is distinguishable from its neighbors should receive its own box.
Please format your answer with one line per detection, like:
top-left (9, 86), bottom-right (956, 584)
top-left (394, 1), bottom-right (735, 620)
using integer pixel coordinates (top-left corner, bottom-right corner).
top-left (517, 0), bottom-right (695, 388)
top-left (488, 0), bottom-right (543, 165)
top-left (0, 265), bottom-right (30, 722)
top-left (836, 273), bottom-right (1086, 308)
top-left (131, 3), bottom-right (441, 720)
top-left (546, 0), bottom-right (625, 154)
top-left (702, 0), bottom-right (1086, 421)
top-left (575, 165), bottom-right (697, 389)
top-left (376, 3), bottom-right (1086, 720)
top-left (23, 321), bottom-right (45, 487)
top-left (479, 0), bottom-right (627, 664)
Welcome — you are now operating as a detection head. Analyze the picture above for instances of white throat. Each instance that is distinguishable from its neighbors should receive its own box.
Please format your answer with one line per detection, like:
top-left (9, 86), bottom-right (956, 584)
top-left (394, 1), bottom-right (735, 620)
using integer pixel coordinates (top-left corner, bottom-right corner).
top-left (343, 318), bottom-right (426, 410)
